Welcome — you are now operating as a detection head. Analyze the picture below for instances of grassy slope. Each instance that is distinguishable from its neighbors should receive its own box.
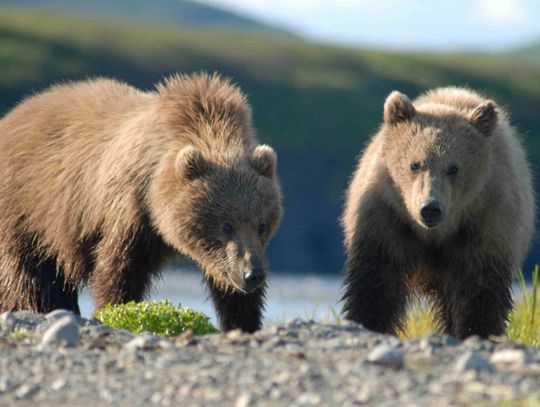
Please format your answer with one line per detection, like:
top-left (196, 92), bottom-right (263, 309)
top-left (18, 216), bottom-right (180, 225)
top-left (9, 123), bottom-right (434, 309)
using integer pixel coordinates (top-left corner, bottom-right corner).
top-left (0, 0), bottom-right (290, 34)
top-left (509, 41), bottom-right (540, 65)
top-left (1, 10), bottom-right (540, 271)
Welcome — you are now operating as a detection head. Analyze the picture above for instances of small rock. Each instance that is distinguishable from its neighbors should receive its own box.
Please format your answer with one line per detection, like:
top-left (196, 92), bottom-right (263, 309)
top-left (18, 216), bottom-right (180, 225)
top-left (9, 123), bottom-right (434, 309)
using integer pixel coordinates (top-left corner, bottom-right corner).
top-left (419, 335), bottom-right (440, 350)
top-left (124, 334), bottom-right (159, 351)
top-left (40, 315), bottom-right (80, 348)
top-left (0, 312), bottom-right (15, 330)
top-left (0, 377), bottom-right (17, 393)
top-left (15, 383), bottom-right (39, 399)
top-left (226, 329), bottom-right (245, 340)
top-left (455, 351), bottom-right (494, 373)
top-left (441, 335), bottom-right (460, 346)
top-left (356, 385), bottom-right (372, 403)
top-left (236, 393), bottom-right (252, 407)
top-left (386, 336), bottom-right (402, 348)
top-left (491, 349), bottom-right (529, 365)
top-left (366, 344), bottom-right (404, 368)
top-left (174, 330), bottom-right (196, 347)
top-left (462, 335), bottom-right (484, 350)
top-left (45, 309), bottom-right (74, 321)
top-left (51, 378), bottom-right (67, 391)
top-left (157, 339), bottom-right (173, 349)
top-left (294, 392), bottom-right (321, 406)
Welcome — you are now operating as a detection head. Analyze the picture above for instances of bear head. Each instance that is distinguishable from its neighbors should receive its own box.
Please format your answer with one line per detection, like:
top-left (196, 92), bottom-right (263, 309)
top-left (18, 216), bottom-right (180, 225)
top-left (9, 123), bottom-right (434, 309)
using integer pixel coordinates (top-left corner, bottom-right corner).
top-left (150, 144), bottom-right (282, 293)
top-left (381, 90), bottom-right (497, 234)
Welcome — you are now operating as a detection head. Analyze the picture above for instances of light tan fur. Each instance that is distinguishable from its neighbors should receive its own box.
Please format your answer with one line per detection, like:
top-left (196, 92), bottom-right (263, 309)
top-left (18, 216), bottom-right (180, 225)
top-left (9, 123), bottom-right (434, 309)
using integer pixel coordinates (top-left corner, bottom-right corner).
top-left (0, 73), bottom-right (282, 328)
top-left (344, 87), bottom-right (533, 263)
top-left (342, 86), bottom-right (534, 338)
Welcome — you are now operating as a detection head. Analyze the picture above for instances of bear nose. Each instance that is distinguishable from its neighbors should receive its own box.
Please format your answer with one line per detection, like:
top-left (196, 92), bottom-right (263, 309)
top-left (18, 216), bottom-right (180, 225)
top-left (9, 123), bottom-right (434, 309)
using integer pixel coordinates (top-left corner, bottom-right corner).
top-left (244, 268), bottom-right (265, 288)
top-left (420, 201), bottom-right (443, 227)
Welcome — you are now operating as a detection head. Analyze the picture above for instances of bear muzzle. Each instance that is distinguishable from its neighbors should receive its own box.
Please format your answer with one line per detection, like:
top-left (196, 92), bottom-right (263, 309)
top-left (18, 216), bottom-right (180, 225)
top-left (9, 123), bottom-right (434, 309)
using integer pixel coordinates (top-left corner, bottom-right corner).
top-left (226, 259), bottom-right (266, 293)
top-left (420, 200), bottom-right (444, 228)
top-left (243, 267), bottom-right (265, 292)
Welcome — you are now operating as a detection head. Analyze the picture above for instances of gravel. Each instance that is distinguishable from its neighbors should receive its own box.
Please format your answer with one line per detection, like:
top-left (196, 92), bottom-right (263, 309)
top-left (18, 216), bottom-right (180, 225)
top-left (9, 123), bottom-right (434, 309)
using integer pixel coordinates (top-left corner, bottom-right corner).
top-left (0, 311), bottom-right (539, 406)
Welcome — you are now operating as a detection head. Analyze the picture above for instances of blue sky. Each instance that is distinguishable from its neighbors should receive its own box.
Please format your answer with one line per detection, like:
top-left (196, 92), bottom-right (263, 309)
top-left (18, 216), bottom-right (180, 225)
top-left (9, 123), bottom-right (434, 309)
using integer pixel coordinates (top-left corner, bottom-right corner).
top-left (201, 0), bottom-right (540, 51)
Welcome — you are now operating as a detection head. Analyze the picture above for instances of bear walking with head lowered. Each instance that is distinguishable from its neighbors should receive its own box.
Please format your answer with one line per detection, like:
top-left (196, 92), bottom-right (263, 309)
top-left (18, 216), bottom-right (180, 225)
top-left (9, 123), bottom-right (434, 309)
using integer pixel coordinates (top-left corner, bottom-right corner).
top-left (342, 87), bottom-right (534, 339)
top-left (0, 73), bottom-right (282, 332)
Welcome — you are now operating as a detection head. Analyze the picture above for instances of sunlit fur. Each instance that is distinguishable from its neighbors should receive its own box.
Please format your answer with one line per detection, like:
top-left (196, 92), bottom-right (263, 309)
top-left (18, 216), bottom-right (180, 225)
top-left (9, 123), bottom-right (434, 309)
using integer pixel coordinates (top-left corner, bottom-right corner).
top-left (342, 87), bottom-right (534, 339)
top-left (0, 73), bottom-right (282, 331)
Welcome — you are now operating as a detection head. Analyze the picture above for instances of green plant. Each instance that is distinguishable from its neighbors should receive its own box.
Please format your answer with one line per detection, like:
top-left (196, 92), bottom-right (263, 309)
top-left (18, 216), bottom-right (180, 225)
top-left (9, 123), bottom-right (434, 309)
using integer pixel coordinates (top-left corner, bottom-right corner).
top-left (10, 330), bottom-right (32, 340)
top-left (401, 266), bottom-right (540, 347)
top-left (94, 300), bottom-right (219, 336)
top-left (507, 266), bottom-right (540, 347)
top-left (399, 298), bottom-right (439, 339)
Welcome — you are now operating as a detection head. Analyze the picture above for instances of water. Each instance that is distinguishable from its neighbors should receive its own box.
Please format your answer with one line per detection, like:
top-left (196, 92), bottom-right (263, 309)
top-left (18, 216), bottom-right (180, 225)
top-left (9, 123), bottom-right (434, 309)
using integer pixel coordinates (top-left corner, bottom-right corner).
top-left (80, 267), bottom-right (343, 325)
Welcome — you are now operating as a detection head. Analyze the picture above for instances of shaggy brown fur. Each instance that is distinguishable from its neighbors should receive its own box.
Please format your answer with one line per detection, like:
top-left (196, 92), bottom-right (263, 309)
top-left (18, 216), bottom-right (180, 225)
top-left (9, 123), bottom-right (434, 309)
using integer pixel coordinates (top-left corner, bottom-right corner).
top-left (342, 87), bottom-right (534, 339)
top-left (0, 73), bottom-right (282, 332)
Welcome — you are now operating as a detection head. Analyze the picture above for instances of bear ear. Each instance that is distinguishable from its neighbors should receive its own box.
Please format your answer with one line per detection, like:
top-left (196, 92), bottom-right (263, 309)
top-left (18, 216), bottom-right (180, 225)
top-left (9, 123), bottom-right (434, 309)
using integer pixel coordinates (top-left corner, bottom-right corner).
top-left (250, 145), bottom-right (276, 178)
top-left (384, 91), bottom-right (416, 125)
top-left (175, 146), bottom-right (208, 181)
top-left (469, 101), bottom-right (498, 136)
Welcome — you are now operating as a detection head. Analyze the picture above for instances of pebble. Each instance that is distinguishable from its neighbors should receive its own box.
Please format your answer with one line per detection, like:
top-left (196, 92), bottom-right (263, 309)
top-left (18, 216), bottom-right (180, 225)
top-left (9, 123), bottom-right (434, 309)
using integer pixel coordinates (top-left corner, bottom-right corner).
top-left (491, 349), bottom-right (529, 365)
top-left (455, 351), bottom-right (494, 373)
top-left (51, 378), bottom-right (67, 391)
top-left (0, 311), bottom-right (18, 332)
top-left (15, 383), bottom-right (39, 399)
top-left (45, 309), bottom-right (75, 321)
top-left (0, 377), bottom-right (17, 393)
top-left (123, 333), bottom-right (160, 351)
top-left (40, 315), bottom-right (80, 348)
top-left (235, 393), bottom-right (252, 407)
top-left (366, 344), bottom-right (405, 368)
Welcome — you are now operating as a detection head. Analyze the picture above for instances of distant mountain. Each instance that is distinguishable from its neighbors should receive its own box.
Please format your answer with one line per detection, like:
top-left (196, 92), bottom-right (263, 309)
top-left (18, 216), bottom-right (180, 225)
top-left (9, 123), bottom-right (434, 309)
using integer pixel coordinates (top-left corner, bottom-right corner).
top-left (0, 0), bottom-right (291, 35)
top-left (1, 10), bottom-right (540, 272)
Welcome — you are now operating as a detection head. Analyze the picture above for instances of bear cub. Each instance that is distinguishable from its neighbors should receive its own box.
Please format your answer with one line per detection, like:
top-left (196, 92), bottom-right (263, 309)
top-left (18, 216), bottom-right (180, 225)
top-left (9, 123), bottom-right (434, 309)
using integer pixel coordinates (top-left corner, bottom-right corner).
top-left (0, 73), bottom-right (282, 332)
top-left (342, 87), bottom-right (534, 339)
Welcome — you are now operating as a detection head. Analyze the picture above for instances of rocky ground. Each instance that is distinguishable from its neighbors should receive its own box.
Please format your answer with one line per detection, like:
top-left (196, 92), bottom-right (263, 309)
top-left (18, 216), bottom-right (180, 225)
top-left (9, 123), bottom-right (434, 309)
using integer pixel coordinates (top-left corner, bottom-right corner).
top-left (0, 311), bottom-right (539, 406)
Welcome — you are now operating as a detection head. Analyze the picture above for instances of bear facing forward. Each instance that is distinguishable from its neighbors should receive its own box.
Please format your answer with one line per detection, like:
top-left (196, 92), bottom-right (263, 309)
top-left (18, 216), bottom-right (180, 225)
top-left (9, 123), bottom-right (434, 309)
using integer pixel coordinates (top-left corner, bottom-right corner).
top-left (0, 73), bottom-right (282, 332)
top-left (342, 87), bottom-right (534, 339)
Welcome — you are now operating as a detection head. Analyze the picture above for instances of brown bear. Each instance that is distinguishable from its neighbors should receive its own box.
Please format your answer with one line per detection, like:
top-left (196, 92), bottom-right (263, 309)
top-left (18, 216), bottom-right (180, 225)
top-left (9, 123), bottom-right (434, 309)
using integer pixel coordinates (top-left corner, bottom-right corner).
top-left (0, 73), bottom-right (282, 332)
top-left (341, 87), bottom-right (534, 339)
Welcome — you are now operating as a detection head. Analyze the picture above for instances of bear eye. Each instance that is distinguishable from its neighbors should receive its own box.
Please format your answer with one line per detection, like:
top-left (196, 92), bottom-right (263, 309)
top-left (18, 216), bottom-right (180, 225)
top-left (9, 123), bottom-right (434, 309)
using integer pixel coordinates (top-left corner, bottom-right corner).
top-left (258, 223), bottom-right (267, 235)
top-left (222, 223), bottom-right (234, 236)
top-left (410, 162), bottom-right (421, 172)
top-left (447, 165), bottom-right (459, 176)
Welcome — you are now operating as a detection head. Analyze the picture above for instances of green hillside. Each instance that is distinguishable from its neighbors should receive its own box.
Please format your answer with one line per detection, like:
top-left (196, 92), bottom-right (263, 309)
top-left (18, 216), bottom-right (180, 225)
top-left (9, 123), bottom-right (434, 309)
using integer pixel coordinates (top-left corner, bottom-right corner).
top-left (0, 0), bottom-right (291, 35)
top-left (510, 41), bottom-right (540, 64)
top-left (1, 10), bottom-right (540, 272)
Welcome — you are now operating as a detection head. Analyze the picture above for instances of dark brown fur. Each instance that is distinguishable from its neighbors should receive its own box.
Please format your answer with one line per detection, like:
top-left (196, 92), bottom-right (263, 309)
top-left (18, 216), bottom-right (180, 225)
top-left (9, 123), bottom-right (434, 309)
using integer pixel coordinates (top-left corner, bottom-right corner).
top-left (342, 87), bottom-right (534, 339)
top-left (0, 73), bottom-right (282, 332)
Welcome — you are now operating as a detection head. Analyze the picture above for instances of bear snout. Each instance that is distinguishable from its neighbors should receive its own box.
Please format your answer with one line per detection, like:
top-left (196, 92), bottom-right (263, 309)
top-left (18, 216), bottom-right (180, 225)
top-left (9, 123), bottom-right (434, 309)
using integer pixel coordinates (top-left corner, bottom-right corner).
top-left (420, 200), bottom-right (444, 227)
top-left (243, 267), bottom-right (265, 291)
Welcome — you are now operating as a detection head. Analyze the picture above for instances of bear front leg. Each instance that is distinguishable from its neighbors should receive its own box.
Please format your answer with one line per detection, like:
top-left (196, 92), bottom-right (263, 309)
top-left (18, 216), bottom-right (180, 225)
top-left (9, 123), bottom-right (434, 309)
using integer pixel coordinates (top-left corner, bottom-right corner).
top-left (441, 258), bottom-right (513, 339)
top-left (0, 250), bottom-right (80, 314)
top-left (342, 237), bottom-right (409, 335)
top-left (208, 279), bottom-right (266, 333)
top-left (91, 233), bottom-right (156, 310)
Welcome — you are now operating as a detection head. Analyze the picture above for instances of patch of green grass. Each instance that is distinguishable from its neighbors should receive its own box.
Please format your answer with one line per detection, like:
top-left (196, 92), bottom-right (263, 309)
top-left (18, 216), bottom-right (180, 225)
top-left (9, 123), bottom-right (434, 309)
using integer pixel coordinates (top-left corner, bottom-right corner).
top-left (10, 330), bottom-right (32, 340)
top-left (400, 298), bottom-right (440, 339)
top-left (507, 266), bottom-right (540, 347)
top-left (400, 267), bottom-right (540, 347)
top-left (94, 300), bottom-right (219, 336)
